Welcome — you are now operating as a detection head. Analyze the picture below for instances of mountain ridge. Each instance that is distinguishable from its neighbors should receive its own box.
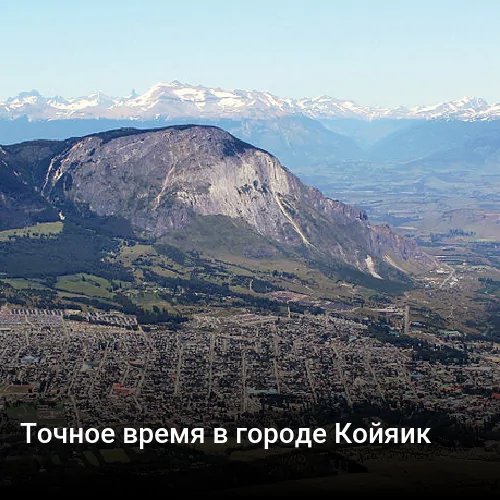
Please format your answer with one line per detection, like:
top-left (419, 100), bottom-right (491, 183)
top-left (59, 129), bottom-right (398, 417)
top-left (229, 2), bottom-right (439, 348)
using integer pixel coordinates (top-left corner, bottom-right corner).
top-left (3, 81), bottom-right (500, 122)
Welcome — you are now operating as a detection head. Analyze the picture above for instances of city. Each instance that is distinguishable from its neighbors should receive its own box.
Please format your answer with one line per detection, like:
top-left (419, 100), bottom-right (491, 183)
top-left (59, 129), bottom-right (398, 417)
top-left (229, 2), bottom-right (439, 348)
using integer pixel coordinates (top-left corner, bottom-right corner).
top-left (1, 305), bottom-right (499, 434)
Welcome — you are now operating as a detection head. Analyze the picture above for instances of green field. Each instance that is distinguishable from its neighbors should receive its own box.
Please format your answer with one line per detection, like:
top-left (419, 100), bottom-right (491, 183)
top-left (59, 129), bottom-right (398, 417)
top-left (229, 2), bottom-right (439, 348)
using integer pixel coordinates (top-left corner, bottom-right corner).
top-left (99, 448), bottom-right (131, 463)
top-left (0, 278), bottom-right (48, 290)
top-left (56, 273), bottom-right (114, 298)
top-left (83, 451), bottom-right (101, 467)
top-left (0, 221), bottom-right (63, 241)
top-left (6, 403), bottom-right (67, 425)
top-left (132, 291), bottom-right (180, 313)
top-left (6, 404), bottom-right (37, 422)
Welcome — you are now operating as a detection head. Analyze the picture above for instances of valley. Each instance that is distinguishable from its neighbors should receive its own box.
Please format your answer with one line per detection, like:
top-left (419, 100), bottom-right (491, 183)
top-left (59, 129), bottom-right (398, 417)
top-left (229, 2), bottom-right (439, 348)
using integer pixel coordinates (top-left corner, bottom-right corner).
top-left (5, 0), bottom-right (500, 493)
top-left (1, 122), bottom-right (500, 493)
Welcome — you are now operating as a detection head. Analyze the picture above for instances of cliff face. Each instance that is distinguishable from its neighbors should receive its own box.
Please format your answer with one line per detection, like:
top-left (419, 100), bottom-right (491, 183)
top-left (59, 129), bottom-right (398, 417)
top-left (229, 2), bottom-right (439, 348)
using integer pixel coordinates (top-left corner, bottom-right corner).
top-left (0, 145), bottom-right (59, 230)
top-left (4, 125), bottom-right (435, 278)
top-left (34, 125), bottom-right (433, 277)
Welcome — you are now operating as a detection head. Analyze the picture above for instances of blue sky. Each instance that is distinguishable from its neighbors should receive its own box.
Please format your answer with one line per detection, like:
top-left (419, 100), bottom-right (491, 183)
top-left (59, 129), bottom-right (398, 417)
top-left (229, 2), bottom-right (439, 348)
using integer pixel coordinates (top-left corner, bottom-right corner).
top-left (2, 0), bottom-right (499, 106)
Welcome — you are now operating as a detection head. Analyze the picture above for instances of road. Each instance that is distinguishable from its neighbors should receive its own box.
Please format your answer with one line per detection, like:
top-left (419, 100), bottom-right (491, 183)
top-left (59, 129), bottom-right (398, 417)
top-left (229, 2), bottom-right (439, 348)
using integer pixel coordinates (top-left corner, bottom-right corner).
top-left (440, 267), bottom-right (456, 290)
top-left (173, 335), bottom-right (184, 397)
top-left (304, 359), bottom-right (317, 403)
top-left (332, 343), bottom-right (353, 408)
top-left (71, 395), bottom-right (81, 427)
top-left (241, 348), bottom-right (247, 412)
top-left (273, 358), bottom-right (281, 394)
top-left (273, 324), bottom-right (280, 357)
top-left (206, 331), bottom-right (216, 404)
top-left (365, 353), bottom-right (385, 402)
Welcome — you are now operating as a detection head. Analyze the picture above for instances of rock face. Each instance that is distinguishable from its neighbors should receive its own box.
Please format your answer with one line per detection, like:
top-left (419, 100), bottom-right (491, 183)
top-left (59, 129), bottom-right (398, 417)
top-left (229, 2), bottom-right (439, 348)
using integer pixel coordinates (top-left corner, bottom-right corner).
top-left (0, 145), bottom-right (59, 230)
top-left (32, 125), bottom-right (434, 278)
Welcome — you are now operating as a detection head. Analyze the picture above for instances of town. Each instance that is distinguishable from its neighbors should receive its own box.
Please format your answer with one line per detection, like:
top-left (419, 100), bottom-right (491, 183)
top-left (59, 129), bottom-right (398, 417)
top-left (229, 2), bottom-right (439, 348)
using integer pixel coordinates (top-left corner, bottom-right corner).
top-left (1, 305), bottom-right (499, 435)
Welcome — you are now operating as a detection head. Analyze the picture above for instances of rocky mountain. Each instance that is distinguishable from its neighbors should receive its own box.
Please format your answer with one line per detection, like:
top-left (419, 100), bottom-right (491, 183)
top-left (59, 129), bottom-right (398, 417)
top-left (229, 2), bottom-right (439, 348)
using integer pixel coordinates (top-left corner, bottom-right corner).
top-left (2, 82), bottom-right (500, 122)
top-left (0, 146), bottom-right (57, 230)
top-left (1, 125), bottom-right (435, 282)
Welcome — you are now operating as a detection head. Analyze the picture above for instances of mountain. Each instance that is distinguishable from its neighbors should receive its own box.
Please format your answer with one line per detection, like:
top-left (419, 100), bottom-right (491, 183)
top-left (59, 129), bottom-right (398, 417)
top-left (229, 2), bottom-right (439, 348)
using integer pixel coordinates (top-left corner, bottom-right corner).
top-left (317, 118), bottom-right (414, 149)
top-left (2, 82), bottom-right (500, 122)
top-left (3, 82), bottom-right (500, 171)
top-left (212, 115), bottom-right (365, 165)
top-left (0, 141), bottom-right (62, 229)
top-left (0, 115), bottom-right (364, 170)
top-left (369, 120), bottom-right (500, 163)
top-left (401, 126), bottom-right (500, 168)
top-left (1, 125), bottom-right (435, 285)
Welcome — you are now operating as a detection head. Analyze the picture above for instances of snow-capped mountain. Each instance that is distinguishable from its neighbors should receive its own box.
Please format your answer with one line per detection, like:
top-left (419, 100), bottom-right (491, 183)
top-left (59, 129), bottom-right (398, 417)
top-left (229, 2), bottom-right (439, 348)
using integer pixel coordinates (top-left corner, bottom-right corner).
top-left (295, 95), bottom-right (384, 119)
top-left (1, 81), bottom-right (500, 122)
top-left (404, 97), bottom-right (496, 121)
top-left (2, 90), bottom-right (119, 120)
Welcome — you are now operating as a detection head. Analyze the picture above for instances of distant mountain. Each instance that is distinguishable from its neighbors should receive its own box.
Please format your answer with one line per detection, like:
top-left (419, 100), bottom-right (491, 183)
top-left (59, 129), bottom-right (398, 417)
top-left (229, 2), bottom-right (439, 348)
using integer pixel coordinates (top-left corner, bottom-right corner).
top-left (212, 115), bottom-right (365, 165)
top-left (401, 126), bottom-right (500, 168)
top-left (2, 82), bottom-right (500, 122)
top-left (369, 120), bottom-right (500, 163)
top-left (0, 125), bottom-right (435, 284)
top-left (3, 82), bottom-right (500, 172)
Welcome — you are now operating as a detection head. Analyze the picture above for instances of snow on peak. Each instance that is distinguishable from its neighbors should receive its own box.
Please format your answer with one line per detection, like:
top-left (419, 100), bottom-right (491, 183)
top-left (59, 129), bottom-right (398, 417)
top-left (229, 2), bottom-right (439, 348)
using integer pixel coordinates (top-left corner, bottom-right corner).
top-left (1, 82), bottom-right (499, 122)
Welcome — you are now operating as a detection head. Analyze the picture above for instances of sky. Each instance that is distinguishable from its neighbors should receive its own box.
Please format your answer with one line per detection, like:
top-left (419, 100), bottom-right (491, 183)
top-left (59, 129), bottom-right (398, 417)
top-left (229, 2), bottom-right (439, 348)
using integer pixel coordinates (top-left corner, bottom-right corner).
top-left (2, 0), bottom-right (500, 107)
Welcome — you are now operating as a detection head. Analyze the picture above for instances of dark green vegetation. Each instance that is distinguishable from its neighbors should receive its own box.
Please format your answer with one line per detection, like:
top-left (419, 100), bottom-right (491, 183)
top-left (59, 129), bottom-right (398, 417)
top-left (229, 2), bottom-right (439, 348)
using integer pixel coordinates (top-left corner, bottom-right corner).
top-left (164, 214), bottom-right (414, 294)
top-left (165, 214), bottom-right (283, 259)
top-left (0, 156), bottom-right (58, 230)
top-left (0, 216), bottom-right (334, 322)
top-left (373, 330), bottom-right (468, 365)
top-left (0, 221), bottom-right (131, 280)
top-left (0, 209), bottom-right (392, 324)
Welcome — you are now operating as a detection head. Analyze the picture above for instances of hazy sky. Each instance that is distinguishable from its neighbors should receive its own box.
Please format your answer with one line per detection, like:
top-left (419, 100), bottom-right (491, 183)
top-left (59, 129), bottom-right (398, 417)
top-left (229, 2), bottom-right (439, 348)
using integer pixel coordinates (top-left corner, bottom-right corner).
top-left (2, 0), bottom-right (499, 107)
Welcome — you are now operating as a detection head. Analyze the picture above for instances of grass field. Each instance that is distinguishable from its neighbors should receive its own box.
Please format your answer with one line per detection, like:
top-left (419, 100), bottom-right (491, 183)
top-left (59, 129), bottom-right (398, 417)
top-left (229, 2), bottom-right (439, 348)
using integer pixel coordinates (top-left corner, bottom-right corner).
top-left (111, 222), bottom-right (374, 310)
top-left (6, 404), bottom-right (37, 422)
top-left (56, 273), bottom-right (114, 298)
top-left (99, 448), bottom-right (131, 463)
top-left (0, 278), bottom-right (48, 290)
top-left (132, 292), bottom-right (180, 313)
top-left (83, 451), bottom-right (101, 467)
top-left (6, 403), bottom-right (67, 425)
top-left (0, 221), bottom-right (63, 241)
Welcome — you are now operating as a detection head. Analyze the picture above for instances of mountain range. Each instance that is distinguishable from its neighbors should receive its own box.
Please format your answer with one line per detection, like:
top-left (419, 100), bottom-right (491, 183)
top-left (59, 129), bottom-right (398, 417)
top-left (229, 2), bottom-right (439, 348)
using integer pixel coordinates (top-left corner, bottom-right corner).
top-left (2, 82), bottom-right (500, 122)
top-left (2, 82), bottom-right (500, 171)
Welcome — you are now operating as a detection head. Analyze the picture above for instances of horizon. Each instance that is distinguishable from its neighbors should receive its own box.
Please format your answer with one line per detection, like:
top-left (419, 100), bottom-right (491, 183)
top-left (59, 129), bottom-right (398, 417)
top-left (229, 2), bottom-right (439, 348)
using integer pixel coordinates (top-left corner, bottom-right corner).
top-left (3, 0), bottom-right (500, 107)
top-left (1, 80), bottom-right (496, 110)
